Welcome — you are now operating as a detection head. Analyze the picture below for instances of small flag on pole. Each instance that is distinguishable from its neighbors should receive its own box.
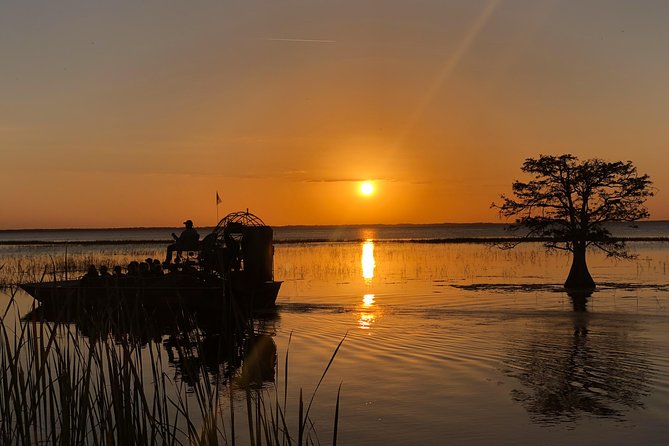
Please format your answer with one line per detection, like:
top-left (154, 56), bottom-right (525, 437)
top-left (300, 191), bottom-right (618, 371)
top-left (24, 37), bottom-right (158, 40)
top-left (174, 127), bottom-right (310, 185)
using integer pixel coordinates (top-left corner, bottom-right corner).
top-left (215, 191), bottom-right (222, 223)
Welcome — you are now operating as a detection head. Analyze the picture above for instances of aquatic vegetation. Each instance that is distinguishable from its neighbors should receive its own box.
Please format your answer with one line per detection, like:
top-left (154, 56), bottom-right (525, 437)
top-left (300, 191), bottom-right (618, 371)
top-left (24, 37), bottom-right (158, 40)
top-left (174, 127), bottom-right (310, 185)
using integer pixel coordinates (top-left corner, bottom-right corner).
top-left (0, 290), bottom-right (344, 445)
top-left (0, 246), bottom-right (165, 289)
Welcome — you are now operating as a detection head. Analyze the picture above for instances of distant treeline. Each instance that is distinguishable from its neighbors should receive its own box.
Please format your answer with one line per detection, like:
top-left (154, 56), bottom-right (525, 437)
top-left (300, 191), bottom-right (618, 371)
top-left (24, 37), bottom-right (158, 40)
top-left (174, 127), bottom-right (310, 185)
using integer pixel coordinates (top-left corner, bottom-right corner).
top-left (2, 237), bottom-right (669, 246)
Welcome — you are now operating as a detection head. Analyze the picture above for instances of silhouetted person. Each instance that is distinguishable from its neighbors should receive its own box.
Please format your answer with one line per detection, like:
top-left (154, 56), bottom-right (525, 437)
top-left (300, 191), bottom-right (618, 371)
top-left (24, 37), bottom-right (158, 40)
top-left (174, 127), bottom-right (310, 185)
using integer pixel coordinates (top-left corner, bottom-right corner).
top-left (224, 232), bottom-right (241, 271)
top-left (99, 265), bottom-right (112, 278)
top-left (139, 262), bottom-right (151, 277)
top-left (81, 265), bottom-right (99, 286)
top-left (112, 265), bottom-right (124, 278)
top-left (127, 261), bottom-right (140, 277)
top-left (112, 265), bottom-right (125, 286)
top-left (199, 232), bottom-right (218, 272)
top-left (165, 219), bottom-right (200, 265)
top-left (151, 260), bottom-right (163, 276)
top-left (85, 264), bottom-right (98, 276)
top-left (99, 265), bottom-right (112, 285)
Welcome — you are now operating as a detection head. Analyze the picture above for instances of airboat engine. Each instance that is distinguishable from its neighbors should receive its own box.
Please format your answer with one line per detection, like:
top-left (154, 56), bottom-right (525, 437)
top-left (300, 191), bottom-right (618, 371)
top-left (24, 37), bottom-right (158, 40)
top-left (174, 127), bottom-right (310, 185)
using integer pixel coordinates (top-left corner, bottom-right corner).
top-left (202, 211), bottom-right (275, 282)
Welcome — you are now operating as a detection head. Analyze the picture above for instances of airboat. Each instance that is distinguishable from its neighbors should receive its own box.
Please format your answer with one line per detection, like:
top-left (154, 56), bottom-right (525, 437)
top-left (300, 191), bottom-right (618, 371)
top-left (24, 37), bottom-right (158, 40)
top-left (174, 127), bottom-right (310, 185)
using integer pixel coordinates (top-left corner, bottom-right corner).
top-left (20, 211), bottom-right (282, 311)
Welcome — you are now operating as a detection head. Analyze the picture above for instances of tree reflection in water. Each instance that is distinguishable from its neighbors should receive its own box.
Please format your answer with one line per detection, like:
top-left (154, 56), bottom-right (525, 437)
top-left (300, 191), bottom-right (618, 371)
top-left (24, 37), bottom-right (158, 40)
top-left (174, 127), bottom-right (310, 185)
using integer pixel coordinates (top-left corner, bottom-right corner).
top-left (505, 291), bottom-right (651, 424)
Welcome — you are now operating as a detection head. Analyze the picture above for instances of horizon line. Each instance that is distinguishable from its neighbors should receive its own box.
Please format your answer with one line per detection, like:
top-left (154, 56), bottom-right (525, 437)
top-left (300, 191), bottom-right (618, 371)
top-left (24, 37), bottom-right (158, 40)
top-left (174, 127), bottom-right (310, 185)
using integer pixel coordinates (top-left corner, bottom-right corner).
top-left (1, 220), bottom-right (667, 232)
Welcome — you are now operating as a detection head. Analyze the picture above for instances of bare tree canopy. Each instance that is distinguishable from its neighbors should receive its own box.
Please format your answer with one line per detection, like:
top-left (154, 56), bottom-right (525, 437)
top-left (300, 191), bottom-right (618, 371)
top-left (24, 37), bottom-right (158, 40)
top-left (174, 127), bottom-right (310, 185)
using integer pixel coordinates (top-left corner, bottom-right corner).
top-left (493, 154), bottom-right (654, 290)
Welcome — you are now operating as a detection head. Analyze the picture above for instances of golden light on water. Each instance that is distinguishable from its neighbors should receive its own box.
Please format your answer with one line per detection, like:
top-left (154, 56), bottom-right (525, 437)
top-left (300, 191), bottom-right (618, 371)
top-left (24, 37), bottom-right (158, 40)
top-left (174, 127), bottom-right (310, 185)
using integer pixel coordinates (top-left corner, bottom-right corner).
top-left (362, 240), bottom-right (375, 282)
top-left (358, 311), bottom-right (376, 330)
top-left (362, 293), bottom-right (375, 307)
top-left (359, 242), bottom-right (377, 330)
top-left (359, 294), bottom-right (376, 329)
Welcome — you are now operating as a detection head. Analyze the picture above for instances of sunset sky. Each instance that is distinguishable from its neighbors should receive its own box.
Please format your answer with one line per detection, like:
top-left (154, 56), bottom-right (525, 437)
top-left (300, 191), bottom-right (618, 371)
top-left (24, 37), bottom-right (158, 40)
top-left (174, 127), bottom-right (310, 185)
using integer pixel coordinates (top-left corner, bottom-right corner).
top-left (1, 0), bottom-right (668, 228)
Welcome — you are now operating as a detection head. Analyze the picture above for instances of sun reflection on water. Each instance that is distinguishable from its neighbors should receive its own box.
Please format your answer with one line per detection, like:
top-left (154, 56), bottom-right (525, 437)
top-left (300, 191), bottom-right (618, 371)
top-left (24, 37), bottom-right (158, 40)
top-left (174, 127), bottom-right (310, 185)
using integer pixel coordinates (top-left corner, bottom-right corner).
top-left (358, 293), bottom-right (376, 329)
top-left (362, 293), bottom-right (375, 307)
top-left (358, 312), bottom-right (376, 330)
top-left (362, 240), bottom-right (375, 283)
top-left (359, 240), bottom-right (378, 330)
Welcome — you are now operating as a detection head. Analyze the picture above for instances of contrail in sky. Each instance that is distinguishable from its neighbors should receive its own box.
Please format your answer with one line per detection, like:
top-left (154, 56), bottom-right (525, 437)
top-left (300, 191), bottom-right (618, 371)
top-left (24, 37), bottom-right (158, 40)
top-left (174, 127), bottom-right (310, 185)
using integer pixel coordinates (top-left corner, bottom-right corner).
top-left (266, 38), bottom-right (336, 43)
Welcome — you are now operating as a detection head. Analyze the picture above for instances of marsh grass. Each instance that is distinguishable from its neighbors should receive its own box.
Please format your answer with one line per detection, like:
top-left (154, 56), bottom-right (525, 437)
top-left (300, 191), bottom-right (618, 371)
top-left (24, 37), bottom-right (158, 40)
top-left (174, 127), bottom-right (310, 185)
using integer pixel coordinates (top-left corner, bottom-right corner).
top-left (3, 241), bottom-right (665, 292)
top-left (0, 288), bottom-right (344, 445)
top-left (0, 246), bottom-right (165, 288)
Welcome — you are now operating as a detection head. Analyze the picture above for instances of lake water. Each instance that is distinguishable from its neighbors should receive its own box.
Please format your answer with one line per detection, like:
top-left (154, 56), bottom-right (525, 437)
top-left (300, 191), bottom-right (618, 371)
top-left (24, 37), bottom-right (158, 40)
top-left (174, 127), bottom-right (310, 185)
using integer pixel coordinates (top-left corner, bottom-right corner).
top-left (1, 224), bottom-right (668, 445)
top-left (2, 220), bottom-right (669, 243)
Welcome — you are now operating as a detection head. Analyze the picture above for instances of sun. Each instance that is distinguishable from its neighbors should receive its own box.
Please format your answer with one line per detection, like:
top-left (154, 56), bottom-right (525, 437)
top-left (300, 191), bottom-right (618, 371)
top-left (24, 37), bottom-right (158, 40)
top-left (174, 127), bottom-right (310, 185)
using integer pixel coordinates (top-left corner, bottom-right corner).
top-left (360, 181), bottom-right (375, 196)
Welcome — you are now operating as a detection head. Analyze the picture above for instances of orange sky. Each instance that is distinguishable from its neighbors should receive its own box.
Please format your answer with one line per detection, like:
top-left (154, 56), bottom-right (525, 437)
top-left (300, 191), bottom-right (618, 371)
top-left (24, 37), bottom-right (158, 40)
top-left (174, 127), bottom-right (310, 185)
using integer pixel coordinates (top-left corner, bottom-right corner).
top-left (1, 0), bottom-right (668, 228)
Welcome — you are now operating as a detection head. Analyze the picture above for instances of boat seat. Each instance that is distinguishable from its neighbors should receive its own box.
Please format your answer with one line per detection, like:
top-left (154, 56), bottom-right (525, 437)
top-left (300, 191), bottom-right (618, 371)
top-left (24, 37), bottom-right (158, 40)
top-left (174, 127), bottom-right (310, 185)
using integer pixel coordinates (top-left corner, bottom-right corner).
top-left (184, 250), bottom-right (199, 261)
top-left (174, 241), bottom-right (202, 265)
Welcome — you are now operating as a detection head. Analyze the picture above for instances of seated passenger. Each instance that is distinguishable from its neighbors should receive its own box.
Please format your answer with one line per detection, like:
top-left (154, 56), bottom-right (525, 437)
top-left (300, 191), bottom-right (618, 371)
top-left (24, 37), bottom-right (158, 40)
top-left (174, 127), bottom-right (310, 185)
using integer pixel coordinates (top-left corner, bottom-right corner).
top-left (151, 259), bottom-right (164, 276)
top-left (81, 264), bottom-right (100, 285)
top-left (84, 264), bottom-right (98, 277)
top-left (164, 219), bottom-right (200, 264)
top-left (98, 265), bottom-right (112, 285)
top-left (139, 262), bottom-right (151, 277)
top-left (127, 261), bottom-right (140, 277)
top-left (99, 265), bottom-right (112, 278)
top-left (198, 232), bottom-right (218, 271)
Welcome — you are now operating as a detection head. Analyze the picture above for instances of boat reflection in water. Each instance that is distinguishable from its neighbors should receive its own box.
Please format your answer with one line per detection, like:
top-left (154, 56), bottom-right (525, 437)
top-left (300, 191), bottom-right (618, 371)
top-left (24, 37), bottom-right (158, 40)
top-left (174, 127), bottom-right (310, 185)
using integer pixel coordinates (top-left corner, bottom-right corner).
top-left (23, 305), bottom-right (278, 390)
top-left (358, 240), bottom-right (378, 330)
top-left (504, 290), bottom-right (651, 424)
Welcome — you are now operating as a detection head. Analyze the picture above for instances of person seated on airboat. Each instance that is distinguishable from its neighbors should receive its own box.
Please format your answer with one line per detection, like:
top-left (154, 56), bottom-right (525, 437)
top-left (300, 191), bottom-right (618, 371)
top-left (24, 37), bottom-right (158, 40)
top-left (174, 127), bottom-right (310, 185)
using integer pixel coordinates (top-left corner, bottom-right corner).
top-left (164, 219), bottom-right (200, 265)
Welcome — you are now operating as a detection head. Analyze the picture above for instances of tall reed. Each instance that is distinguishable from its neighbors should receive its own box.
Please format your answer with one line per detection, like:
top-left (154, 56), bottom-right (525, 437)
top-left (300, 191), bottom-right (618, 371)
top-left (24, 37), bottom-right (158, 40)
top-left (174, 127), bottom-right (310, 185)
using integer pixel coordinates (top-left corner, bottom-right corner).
top-left (0, 289), bottom-right (344, 445)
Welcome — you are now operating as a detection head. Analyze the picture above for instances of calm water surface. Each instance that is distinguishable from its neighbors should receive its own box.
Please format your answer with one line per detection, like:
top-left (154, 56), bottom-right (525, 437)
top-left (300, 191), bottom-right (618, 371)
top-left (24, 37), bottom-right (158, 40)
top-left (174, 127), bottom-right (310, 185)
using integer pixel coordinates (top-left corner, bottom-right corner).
top-left (2, 220), bottom-right (668, 242)
top-left (273, 242), bottom-right (669, 445)
top-left (1, 232), bottom-right (668, 445)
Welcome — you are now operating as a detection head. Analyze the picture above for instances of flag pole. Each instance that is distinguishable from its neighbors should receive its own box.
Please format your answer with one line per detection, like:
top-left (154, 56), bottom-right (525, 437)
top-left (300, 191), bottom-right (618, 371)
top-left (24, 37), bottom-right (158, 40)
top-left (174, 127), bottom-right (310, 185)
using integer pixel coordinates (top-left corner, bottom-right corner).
top-left (216, 191), bottom-right (221, 224)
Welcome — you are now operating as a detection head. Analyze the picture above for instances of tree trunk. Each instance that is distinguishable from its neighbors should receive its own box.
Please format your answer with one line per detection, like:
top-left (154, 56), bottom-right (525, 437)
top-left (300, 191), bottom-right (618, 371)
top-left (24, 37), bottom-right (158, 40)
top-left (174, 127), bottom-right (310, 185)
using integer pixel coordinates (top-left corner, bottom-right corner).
top-left (564, 242), bottom-right (595, 291)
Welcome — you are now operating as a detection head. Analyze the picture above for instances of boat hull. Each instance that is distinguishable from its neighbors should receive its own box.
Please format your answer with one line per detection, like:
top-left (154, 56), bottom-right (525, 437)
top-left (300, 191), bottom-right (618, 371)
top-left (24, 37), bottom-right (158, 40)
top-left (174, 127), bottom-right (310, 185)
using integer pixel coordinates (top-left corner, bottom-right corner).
top-left (20, 275), bottom-right (281, 312)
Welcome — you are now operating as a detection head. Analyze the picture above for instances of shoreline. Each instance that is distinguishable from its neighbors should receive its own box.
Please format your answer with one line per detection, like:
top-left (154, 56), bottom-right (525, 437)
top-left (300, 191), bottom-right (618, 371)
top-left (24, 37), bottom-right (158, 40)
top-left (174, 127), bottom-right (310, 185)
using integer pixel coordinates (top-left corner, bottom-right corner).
top-left (1, 220), bottom-right (669, 233)
top-left (2, 236), bottom-right (669, 246)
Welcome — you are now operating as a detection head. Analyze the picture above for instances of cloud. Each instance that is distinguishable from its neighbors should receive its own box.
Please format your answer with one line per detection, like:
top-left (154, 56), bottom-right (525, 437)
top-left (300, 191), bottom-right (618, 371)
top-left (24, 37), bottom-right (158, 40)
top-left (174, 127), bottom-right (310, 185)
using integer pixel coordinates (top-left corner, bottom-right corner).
top-left (265, 38), bottom-right (336, 44)
top-left (304, 177), bottom-right (398, 183)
